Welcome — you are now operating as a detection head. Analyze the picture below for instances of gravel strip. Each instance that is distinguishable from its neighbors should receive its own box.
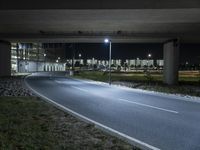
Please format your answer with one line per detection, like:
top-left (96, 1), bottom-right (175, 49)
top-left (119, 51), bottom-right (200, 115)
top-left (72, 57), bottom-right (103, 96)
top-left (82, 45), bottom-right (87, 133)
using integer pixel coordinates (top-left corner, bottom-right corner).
top-left (0, 76), bottom-right (34, 97)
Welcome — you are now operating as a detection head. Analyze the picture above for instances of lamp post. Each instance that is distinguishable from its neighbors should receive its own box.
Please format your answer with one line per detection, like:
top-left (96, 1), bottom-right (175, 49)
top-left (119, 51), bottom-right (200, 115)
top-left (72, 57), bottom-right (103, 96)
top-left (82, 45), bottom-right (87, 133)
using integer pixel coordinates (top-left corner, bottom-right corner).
top-left (44, 53), bottom-right (46, 71)
top-left (147, 53), bottom-right (152, 71)
top-left (148, 53), bottom-right (152, 59)
top-left (104, 38), bottom-right (112, 85)
top-left (78, 53), bottom-right (82, 70)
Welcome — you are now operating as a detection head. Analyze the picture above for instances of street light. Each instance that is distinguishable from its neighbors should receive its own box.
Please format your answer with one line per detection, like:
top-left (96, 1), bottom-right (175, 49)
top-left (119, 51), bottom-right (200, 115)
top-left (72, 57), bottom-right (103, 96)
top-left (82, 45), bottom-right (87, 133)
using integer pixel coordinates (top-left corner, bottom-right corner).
top-left (104, 38), bottom-right (112, 85)
top-left (104, 39), bottom-right (109, 43)
top-left (147, 53), bottom-right (152, 70)
top-left (44, 53), bottom-right (46, 71)
top-left (78, 53), bottom-right (82, 70)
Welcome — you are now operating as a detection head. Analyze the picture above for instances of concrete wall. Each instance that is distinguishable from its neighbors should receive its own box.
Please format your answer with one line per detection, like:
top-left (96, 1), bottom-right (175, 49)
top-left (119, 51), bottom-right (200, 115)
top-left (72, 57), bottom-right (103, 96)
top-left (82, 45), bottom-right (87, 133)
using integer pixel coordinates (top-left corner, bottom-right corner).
top-left (0, 41), bottom-right (11, 76)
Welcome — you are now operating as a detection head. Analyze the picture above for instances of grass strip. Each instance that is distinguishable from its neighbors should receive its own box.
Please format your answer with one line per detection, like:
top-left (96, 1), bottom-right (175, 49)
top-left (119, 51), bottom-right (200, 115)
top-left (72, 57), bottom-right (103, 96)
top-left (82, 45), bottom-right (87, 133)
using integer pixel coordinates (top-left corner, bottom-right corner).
top-left (0, 96), bottom-right (136, 150)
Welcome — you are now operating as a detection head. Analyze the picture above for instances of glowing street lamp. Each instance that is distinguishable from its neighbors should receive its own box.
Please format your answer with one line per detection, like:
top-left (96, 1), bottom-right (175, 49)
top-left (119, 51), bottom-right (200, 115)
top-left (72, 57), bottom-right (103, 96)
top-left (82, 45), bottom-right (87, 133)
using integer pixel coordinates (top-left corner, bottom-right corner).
top-left (44, 53), bottom-right (47, 71)
top-left (104, 38), bottom-right (109, 43)
top-left (148, 53), bottom-right (152, 58)
top-left (147, 53), bottom-right (152, 69)
top-left (104, 38), bottom-right (112, 85)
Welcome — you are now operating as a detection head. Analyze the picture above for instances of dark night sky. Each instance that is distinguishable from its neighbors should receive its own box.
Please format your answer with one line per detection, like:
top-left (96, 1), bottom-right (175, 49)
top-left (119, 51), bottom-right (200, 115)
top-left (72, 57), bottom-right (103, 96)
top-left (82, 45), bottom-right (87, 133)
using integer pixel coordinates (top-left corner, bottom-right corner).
top-left (65, 43), bottom-right (200, 64)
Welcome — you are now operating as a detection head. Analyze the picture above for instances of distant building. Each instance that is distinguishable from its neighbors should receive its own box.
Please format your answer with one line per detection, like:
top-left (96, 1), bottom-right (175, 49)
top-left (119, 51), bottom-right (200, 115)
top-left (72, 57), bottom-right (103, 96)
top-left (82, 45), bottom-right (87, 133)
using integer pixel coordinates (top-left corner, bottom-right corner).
top-left (18, 60), bottom-right (65, 72)
top-left (157, 60), bottom-right (164, 67)
top-left (11, 42), bottom-right (165, 73)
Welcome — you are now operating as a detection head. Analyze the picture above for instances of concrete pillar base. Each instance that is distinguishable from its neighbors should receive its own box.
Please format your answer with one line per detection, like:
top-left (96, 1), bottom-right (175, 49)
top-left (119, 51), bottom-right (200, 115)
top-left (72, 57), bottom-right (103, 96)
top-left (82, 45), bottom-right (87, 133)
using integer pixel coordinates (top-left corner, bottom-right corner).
top-left (0, 41), bottom-right (11, 77)
top-left (163, 39), bottom-right (180, 85)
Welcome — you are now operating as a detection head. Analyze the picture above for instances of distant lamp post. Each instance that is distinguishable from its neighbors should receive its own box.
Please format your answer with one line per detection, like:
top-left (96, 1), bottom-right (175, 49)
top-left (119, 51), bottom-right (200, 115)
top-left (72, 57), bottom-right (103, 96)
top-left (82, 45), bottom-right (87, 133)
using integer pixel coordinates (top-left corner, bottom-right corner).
top-left (148, 53), bottom-right (152, 58)
top-left (44, 53), bottom-right (46, 71)
top-left (147, 53), bottom-right (152, 70)
top-left (78, 53), bottom-right (82, 70)
top-left (56, 57), bottom-right (60, 63)
top-left (104, 38), bottom-right (112, 85)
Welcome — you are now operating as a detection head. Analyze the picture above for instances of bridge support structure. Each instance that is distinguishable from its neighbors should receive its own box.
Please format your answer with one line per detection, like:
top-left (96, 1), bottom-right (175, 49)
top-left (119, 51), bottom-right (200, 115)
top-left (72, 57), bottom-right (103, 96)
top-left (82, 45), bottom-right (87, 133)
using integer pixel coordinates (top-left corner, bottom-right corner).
top-left (0, 41), bottom-right (11, 77)
top-left (163, 39), bottom-right (180, 85)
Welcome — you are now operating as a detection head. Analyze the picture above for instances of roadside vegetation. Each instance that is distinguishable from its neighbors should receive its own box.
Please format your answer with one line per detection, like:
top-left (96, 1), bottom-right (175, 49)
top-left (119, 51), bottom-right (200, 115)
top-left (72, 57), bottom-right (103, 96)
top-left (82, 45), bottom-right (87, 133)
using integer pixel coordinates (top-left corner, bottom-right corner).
top-left (0, 96), bottom-right (136, 150)
top-left (74, 71), bottom-right (200, 97)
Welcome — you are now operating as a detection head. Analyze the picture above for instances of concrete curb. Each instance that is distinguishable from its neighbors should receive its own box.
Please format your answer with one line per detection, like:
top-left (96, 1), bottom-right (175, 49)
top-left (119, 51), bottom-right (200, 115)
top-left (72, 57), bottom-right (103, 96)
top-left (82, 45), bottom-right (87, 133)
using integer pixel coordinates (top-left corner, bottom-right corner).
top-left (72, 77), bottom-right (200, 104)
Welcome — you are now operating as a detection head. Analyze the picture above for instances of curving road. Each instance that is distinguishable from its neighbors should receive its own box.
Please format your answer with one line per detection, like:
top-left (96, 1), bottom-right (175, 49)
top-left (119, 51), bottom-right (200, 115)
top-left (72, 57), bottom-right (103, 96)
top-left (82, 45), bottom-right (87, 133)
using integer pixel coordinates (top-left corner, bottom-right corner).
top-left (25, 72), bottom-right (200, 150)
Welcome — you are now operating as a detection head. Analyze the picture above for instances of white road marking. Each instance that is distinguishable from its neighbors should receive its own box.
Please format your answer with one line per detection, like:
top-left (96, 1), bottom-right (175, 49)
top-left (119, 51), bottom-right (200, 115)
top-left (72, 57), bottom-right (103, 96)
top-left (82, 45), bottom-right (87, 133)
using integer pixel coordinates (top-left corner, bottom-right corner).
top-left (119, 98), bottom-right (179, 114)
top-left (25, 76), bottom-right (160, 150)
top-left (55, 80), bottom-right (63, 84)
top-left (72, 86), bottom-right (89, 92)
top-left (71, 86), bottom-right (178, 114)
top-left (74, 78), bottom-right (200, 104)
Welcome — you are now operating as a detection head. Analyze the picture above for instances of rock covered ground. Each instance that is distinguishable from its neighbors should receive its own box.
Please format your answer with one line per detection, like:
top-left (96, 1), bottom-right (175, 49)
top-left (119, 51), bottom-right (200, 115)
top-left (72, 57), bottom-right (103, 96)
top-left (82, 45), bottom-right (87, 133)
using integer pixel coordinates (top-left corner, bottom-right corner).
top-left (0, 76), bottom-right (34, 96)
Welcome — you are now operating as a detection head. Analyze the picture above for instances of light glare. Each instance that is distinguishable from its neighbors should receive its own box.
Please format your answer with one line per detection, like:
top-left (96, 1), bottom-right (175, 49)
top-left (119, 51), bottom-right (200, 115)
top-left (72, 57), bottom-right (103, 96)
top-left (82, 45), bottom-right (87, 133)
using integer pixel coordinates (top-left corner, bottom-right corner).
top-left (104, 38), bottom-right (109, 43)
top-left (148, 54), bottom-right (152, 58)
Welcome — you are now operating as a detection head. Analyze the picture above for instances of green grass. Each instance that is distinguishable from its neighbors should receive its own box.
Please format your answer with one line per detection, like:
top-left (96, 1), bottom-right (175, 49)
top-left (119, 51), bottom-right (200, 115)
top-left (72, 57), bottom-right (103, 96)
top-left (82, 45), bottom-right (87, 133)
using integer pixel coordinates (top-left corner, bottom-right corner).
top-left (75, 71), bottom-right (158, 82)
top-left (0, 96), bottom-right (135, 150)
top-left (75, 71), bottom-right (200, 83)
top-left (75, 71), bottom-right (200, 97)
top-left (141, 83), bottom-right (200, 97)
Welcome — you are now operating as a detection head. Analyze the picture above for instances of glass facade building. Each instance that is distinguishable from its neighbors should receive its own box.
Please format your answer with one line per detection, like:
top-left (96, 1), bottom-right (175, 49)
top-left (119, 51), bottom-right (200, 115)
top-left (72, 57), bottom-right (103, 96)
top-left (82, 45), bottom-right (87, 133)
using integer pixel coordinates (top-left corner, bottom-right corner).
top-left (11, 43), bottom-right (65, 73)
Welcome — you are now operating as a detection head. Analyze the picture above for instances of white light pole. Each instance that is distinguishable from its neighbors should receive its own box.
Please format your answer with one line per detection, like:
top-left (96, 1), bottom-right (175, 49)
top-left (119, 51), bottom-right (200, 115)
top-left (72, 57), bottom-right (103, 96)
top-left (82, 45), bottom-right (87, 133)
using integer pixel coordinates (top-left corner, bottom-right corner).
top-left (147, 53), bottom-right (152, 70)
top-left (104, 38), bottom-right (112, 85)
top-left (44, 53), bottom-right (46, 71)
top-left (78, 53), bottom-right (82, 70)
top-left (147, 54), bottom-right (152, 65)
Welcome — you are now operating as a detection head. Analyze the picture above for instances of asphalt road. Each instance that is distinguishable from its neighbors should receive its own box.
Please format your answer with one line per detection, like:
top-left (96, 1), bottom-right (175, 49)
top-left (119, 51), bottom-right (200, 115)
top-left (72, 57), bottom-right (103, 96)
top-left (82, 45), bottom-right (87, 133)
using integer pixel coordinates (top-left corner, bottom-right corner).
top-left (25, 73), bottom-right (200, 150)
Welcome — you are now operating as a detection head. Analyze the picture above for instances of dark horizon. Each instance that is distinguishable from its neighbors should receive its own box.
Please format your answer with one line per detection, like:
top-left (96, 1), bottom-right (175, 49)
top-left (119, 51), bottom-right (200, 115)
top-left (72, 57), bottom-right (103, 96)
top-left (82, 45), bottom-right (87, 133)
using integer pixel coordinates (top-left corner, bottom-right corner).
top-left (63, 43), bottom-right (200, 64)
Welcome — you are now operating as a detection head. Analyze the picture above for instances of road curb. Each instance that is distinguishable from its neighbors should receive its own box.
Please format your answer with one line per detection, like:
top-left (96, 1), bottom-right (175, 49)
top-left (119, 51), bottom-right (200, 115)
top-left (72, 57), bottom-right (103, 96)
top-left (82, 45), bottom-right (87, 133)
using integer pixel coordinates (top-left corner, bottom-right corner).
top-left (72, 77), bottom-right (200, 104)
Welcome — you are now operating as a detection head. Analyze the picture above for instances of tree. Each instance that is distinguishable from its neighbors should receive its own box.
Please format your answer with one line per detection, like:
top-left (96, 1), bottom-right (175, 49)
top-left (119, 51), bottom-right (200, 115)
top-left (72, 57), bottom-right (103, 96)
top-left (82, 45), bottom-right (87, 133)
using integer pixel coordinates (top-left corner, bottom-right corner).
top-left (117, 65), bottom-right (121, 71)
top-left (124, 63), bottom-right (128, 71)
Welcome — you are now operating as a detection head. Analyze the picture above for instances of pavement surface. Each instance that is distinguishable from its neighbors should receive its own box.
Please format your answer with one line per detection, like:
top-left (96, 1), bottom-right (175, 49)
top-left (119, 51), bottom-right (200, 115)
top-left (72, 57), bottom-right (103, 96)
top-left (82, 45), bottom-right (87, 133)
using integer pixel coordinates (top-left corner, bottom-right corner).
top-left (25, 72), bottom-right (200, 150)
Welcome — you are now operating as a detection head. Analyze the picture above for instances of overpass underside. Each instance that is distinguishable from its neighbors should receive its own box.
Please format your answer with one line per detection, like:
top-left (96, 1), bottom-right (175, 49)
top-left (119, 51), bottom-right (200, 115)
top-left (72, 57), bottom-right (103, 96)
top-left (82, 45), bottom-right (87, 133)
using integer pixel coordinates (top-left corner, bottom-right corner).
top-left (0, 0), bottom-right (200, 84)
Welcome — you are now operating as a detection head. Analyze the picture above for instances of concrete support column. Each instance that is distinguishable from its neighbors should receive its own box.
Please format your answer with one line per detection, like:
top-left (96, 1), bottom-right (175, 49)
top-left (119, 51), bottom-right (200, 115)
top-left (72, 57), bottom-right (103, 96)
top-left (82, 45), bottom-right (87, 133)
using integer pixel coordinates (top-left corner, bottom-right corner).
top-left (0, 41), bottom-right (11, 77)
top-left (163, 39), bottom-right (180, 85)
